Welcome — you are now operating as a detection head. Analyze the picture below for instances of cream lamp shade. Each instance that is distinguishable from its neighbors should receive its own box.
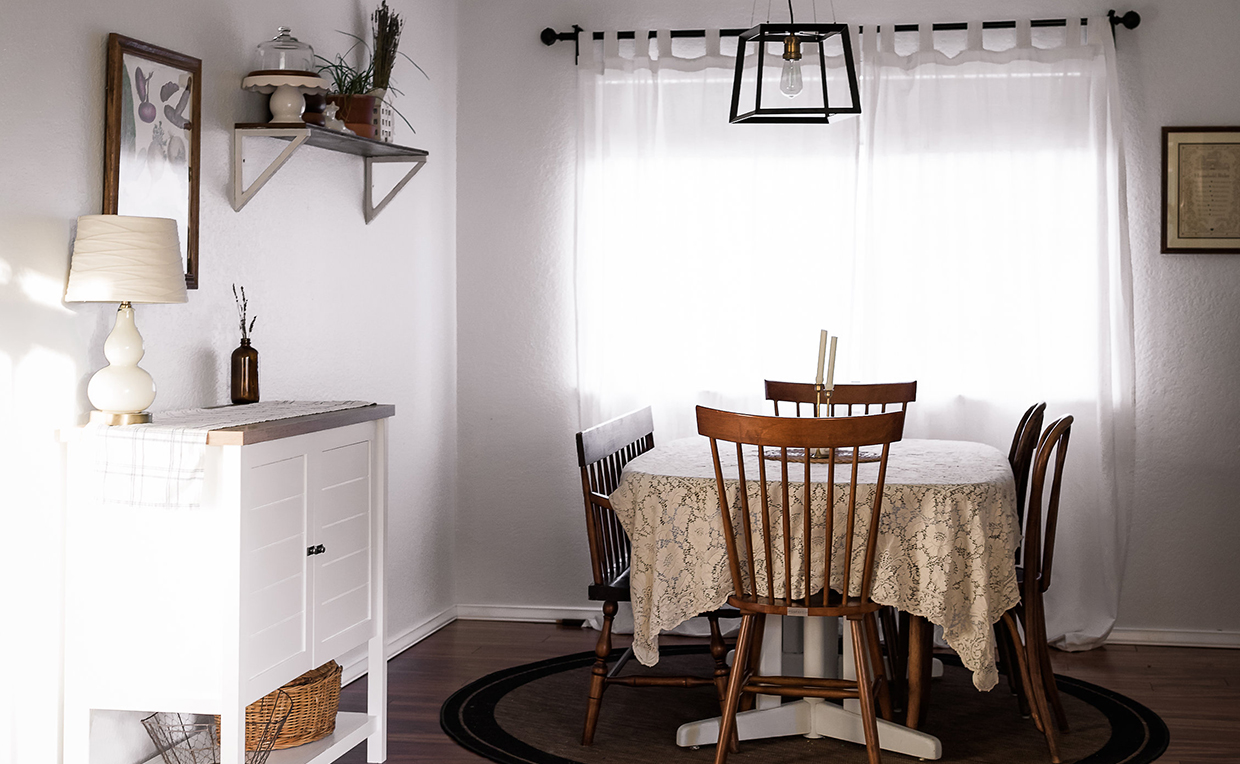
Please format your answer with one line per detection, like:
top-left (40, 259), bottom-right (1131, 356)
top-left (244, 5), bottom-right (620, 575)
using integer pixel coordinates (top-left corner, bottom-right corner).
top-left (65, 215), bottom-right (188, 303)
top-left (65, 215), bottom-right (188, 425)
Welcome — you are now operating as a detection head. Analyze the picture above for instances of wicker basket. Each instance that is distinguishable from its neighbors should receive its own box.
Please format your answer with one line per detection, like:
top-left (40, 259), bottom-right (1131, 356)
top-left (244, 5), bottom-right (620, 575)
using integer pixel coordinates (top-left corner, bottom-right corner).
top-left (217, 661), bottom-right (341, 750)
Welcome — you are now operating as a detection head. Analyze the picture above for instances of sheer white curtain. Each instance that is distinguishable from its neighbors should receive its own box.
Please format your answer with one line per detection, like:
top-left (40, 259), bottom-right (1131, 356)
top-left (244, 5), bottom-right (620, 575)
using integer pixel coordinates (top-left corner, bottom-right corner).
top-left (574, 21), bottom-right (1134, 649)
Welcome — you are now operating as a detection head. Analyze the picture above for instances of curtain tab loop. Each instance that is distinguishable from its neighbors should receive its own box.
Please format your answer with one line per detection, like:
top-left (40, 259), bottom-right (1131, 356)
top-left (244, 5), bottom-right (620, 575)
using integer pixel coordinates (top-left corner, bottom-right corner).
top-left (966, 21), bottom-right (983, 51)
top-left (1016, 19), bottom-right (1032, 49)
top-left (918, 25), bottom-right (934, 53)
top-left (1065, 17), bottom-right (1083, 46)
top-left (579, 28), bottom-right (597, 68)
top-left (603, 30), bottom-right (619, 60)
top-left (1085, 17), bottom-right (1105, 46)
top-left (632, 29), bottom-right (651, 59)
top-left (656, 29), bottom-right (672, 59)
top-left (880, 24), bottom-right (895, 54)
top-left (861, 25), bottom-right (877, 58)
top-left (707, 29), bottom-right (721, 58)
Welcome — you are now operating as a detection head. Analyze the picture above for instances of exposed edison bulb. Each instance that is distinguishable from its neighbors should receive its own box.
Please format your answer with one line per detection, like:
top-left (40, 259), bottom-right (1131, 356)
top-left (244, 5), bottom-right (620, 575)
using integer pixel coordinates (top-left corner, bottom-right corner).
top-left (780, 59), bottom-right (804, 97)
top-left (780, 34), bottom-right (804, 98)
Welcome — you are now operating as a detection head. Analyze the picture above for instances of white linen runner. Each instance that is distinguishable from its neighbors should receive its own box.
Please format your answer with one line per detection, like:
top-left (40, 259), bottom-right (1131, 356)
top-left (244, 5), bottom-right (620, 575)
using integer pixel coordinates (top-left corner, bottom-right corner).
top-left (83, 401), bottom-right (373, 509)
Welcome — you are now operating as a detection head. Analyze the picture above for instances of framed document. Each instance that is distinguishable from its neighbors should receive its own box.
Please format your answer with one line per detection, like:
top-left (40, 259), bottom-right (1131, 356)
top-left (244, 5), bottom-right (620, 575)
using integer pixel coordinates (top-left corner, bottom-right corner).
top-left (104, 34), bottom-right (201, 288)
top-left (1162, 127), bottom-right (1240, 254)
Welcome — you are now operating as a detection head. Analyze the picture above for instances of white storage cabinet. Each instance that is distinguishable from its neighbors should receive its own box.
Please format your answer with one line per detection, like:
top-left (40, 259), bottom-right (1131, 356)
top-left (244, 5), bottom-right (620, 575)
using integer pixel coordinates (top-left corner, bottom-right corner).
top-left (63, 406), bottom-right (393, 764)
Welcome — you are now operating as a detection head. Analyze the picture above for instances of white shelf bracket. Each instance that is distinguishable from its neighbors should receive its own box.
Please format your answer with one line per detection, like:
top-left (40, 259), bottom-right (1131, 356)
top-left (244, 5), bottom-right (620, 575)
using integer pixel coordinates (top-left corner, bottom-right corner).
top-left (364, 156), bottom-right (427, 224)
top-left (232, 127), bottom-right (312, 211)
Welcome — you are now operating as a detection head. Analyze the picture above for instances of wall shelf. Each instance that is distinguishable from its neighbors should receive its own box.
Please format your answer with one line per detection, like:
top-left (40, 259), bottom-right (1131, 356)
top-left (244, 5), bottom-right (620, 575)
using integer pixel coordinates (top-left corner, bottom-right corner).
top-left (233, 123), bottom-right (429, 223)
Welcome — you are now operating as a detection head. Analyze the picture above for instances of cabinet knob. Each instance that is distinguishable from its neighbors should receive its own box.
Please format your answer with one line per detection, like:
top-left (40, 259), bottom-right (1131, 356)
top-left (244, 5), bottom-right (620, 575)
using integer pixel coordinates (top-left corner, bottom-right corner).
top-left (306, 544), bottom-right (327, 556)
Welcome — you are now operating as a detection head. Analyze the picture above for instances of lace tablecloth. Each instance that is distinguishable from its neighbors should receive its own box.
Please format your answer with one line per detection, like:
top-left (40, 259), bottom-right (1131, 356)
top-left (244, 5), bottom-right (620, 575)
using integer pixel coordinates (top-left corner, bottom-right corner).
top-left (608, 437), bottom-right (1020, 691)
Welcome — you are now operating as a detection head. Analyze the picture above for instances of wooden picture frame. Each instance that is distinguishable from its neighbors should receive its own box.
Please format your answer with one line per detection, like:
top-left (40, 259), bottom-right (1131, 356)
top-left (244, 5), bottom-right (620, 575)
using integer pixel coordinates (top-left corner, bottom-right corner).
top-left (104, 33), bottom-right (201, 288)
top-left (1162, 126), bottom-right (1240, 254)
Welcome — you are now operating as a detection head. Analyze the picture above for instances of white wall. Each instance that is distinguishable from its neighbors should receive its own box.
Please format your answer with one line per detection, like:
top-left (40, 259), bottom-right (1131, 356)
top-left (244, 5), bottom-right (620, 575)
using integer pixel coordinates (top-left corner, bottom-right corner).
top-left (0, 0), bottom-right (457, 761)
top-left (455, 0), bottom-right (1240, 640)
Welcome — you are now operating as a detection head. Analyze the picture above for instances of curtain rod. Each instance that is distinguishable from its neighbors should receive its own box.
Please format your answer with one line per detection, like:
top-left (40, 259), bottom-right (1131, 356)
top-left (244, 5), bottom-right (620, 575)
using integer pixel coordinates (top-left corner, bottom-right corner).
top-left (541, 10), bottom-right (1139, 60)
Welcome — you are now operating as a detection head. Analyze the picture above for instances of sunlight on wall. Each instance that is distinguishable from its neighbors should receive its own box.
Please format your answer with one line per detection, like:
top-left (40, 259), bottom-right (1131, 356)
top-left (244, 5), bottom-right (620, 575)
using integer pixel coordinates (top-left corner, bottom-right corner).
top-left (3, 345), bottom-right (78, 764)
top-left (20, 268), bottom-right (74, 313)
top-left (0, 257), bottom-right (12, 286)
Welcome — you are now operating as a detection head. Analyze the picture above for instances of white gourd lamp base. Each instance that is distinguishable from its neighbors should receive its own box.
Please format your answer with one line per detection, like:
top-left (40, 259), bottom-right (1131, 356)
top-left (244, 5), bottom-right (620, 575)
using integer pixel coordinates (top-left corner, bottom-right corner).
top-left (87, 302), bottom-right (156, 425)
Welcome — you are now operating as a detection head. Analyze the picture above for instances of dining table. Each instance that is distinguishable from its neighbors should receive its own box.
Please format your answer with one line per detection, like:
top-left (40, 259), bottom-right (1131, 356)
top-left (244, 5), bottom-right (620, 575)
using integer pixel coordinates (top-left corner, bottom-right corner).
top-left (607, 435), bottom-right (1021, 758)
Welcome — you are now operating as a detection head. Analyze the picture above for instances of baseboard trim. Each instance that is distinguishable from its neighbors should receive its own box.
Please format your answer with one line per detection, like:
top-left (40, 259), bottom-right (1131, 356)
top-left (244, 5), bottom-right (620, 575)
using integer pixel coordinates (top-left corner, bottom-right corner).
top-left (340, 605), bottom-right (458, 684)
top-left (454, 604), bottom-right (599, 623)
top-left (1107, 627), bottom-right (1240, 649)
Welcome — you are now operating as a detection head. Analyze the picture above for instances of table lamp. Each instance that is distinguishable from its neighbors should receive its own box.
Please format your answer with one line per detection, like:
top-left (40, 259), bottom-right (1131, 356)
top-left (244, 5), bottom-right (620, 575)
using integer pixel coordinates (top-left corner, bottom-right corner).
top-left (65, 215), bottom-right (188, 425)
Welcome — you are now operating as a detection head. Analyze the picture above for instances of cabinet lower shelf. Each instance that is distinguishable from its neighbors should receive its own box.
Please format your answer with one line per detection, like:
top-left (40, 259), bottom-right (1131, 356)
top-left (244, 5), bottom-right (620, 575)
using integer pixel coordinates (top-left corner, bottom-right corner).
top-left (142, 712), bottom-right (376, 764)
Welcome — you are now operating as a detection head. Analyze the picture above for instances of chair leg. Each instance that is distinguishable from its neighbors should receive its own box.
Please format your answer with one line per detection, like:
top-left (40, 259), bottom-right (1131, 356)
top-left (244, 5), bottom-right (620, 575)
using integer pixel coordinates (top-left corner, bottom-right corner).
top-left (879, 606), bottom-right (906, 712)
top-left (714, 613), bottom-right (756, 764)
top-left (708, 612), bottom-right (740, 753)
top-left (738, 613), bottom-right (765, 714)
top-left (850, 616), bottom-right (883, 764)
top-left (995, 619), bottom-right (1030, 716)
top-left (1003, 610), bottom-right (1061, 763)
top-left (582, 600), bottom-right (616, 746)
top-left (1030, 602), bottom-right (1069, 733)
top-left (865, 612), bottom-right (894, 721)
top-left (905, 614), bottom-right (934, 729)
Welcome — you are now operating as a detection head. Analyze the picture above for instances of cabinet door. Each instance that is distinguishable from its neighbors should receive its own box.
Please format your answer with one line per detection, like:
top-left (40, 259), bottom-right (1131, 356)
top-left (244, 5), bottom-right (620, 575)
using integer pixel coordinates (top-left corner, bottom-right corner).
top-left (310, 424), bottom-right (375, 663)
top-left (239, 444), bottom-right (313, 701)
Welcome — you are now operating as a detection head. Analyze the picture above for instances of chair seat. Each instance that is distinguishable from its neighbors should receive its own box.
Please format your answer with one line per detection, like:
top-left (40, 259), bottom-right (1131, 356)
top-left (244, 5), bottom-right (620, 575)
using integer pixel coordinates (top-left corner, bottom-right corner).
top-left (588, 569), bottom-right (632, 602)
top-left (728, 590), bottom-right (882, 617)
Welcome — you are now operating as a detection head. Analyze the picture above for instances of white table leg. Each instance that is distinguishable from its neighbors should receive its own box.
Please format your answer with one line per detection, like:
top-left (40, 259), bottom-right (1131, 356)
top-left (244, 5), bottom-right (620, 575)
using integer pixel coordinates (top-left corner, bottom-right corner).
top-left (677, 616), bottom-right (943, 760)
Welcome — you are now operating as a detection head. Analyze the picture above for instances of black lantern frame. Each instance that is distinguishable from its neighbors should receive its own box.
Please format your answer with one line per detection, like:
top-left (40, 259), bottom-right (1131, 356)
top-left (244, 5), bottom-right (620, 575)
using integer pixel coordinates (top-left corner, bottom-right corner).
top-left (729, 23), bottom-right (861, 124)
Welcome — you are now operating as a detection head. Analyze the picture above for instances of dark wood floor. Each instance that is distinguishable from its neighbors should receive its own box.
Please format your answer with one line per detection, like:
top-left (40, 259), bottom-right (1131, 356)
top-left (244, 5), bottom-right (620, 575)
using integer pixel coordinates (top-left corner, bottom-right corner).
top-left (337, 619), bottom-right (1240, 764)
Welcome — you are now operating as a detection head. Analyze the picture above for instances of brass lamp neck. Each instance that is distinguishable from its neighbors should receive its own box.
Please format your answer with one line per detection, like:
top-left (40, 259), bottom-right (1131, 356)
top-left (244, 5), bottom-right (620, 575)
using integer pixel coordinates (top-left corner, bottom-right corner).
top-left (783, 34), bottom-right (802, 61)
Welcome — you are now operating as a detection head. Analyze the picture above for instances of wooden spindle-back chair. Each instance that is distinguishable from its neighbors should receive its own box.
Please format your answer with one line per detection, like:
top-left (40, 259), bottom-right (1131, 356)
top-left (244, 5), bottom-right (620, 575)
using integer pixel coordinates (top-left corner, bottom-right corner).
top-left (765, 380), bottom-right (918, 418)
top-left (764, 379), bottom-right (918, 708)
top-left (576, 407), bottom-right (735, 745)
top-left (696, 406), bottom-right (906, 764)
top-left (1000, 415), bottom-right (1073, 763)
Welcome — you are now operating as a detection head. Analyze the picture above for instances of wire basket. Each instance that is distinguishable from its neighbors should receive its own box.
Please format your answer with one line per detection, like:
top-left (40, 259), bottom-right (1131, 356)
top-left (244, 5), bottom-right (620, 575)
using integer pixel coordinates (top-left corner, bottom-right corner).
top-left (141, 690), bottom-right (292, 764)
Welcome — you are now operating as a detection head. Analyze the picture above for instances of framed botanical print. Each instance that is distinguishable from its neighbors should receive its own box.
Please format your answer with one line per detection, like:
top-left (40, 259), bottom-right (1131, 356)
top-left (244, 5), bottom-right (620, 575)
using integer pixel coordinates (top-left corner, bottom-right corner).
top-left (1162, 126), bottom-right (1240, 254)
top-left (104, 33), bottom-right (202, 287)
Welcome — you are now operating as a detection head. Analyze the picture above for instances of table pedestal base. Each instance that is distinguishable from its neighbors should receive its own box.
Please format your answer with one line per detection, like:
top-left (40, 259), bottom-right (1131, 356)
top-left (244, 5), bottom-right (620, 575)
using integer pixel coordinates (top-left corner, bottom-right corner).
top-left (676, 616), bottom-right (943, 760)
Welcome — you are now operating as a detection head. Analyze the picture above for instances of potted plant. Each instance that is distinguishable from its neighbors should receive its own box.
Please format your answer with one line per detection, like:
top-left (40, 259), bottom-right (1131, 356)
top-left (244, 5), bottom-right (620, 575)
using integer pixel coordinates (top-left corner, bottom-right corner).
top-left (316, 1), bottom-right (426, 140)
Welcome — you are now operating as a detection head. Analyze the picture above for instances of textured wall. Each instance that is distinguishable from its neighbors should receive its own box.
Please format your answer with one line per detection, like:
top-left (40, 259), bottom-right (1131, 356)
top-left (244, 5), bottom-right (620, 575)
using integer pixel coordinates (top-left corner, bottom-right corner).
top-left (0, 0), bottom-right (457, 761)
top-left (455, 0), bottom-right (1240, 638)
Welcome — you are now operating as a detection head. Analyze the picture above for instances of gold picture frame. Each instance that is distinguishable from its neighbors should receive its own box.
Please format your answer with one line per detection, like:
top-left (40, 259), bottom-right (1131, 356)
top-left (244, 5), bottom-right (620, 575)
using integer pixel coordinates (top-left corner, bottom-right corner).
top-left (1162, 126), bottom-right (1240, 254)
top-left (104, 34), bottom-right (202, 288)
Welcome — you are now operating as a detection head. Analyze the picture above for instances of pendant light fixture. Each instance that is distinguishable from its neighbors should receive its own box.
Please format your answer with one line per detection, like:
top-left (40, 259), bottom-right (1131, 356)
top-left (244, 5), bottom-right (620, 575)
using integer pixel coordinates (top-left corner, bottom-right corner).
top-left (729, 0), bottom-right (860, 124)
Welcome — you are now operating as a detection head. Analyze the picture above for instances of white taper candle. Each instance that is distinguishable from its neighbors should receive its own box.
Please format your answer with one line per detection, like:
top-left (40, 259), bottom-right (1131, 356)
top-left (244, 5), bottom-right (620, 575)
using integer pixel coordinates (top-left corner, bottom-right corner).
top-left (816, 329), bottom-right (828, 385)
top-left (826, 336), bottom-right (838, 390)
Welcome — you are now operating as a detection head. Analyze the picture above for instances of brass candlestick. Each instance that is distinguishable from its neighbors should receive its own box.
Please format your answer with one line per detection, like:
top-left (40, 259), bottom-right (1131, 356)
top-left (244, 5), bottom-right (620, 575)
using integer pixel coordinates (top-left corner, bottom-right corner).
top-left (813, 383), bottom-right (833, 458)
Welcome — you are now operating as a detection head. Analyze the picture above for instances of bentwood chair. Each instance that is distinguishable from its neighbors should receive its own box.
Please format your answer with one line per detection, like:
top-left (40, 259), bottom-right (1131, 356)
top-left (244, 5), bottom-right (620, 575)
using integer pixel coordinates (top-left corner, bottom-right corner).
top-left (1008, 402), bottom-right (1048, 527)
top-left (994, 402), bottom-right (1047, 711)
top-left (999, 415), bottom-right (1073, 763)
top-left (697, 406), bottom-right (906, 764)
top-left (765, 380), bottom-right (918, 418)
top-left (764, 379), bottom-right (917, 708)
top-left (576, 406), bottom-right (738, 745)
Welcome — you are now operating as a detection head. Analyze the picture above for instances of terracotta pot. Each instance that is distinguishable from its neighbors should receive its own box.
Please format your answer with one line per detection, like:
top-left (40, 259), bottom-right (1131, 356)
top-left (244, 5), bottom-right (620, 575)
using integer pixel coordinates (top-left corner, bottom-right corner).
top-left (325, 94), bottom-right (377, 137)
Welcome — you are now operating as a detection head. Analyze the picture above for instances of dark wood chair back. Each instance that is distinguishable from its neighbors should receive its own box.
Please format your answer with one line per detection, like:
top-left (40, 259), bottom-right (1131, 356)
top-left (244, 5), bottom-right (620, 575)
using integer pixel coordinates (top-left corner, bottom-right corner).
top-left (765, 380), bottom-right (917, 418)
top-left (1008, 402), bottom-right (1046, 527)
top-left (576, 406), bottom-right (654, 591)
top-left (696, 406), bottom-right (905, 613)
top-left (1023, 415), bottom-right (1072, 595)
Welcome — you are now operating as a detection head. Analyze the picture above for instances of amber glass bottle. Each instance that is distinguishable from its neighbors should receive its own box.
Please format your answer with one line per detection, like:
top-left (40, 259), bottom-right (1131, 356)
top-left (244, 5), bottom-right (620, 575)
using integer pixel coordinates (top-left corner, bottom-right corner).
top-left (231, 339), bottom-right (259, 404)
